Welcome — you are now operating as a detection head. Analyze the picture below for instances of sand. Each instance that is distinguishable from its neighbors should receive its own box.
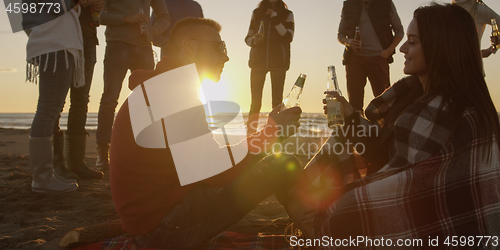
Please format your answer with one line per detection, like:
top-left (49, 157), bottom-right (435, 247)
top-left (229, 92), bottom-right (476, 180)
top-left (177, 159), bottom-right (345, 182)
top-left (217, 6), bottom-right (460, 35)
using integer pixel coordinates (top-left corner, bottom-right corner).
top-left (0, 128), bottom-right (321, 250)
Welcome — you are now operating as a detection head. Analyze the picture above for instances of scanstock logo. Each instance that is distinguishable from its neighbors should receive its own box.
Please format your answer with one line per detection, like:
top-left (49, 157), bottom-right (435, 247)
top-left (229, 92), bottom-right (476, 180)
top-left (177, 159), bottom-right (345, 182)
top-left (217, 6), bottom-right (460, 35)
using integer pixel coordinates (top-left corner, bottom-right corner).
top-left (128, 64), bottom-right (248, 186)
top-left (3, 0), bottom-right (77, 33)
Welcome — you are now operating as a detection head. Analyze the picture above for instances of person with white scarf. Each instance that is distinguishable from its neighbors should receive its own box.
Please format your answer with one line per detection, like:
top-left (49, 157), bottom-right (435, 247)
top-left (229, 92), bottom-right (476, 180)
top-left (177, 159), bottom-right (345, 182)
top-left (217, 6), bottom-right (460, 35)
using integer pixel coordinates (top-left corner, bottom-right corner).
top-left (25, 1), bottom-right (91, 192)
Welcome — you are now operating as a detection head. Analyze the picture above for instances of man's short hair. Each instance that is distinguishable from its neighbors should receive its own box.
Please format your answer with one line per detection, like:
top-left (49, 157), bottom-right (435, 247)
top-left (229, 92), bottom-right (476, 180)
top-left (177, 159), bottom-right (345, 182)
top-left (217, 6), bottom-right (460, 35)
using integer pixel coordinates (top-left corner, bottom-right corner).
top-left (167, 18), bottom-right (222, 56)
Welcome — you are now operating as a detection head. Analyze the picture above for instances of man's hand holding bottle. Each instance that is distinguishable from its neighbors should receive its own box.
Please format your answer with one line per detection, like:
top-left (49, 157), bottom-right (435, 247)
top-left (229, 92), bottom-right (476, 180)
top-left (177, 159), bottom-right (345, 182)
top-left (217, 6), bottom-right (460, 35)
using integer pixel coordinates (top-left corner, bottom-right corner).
top-left (267, 104), bottom-right (302, 140)
top-left (347, 38), bottom-right (361, 52)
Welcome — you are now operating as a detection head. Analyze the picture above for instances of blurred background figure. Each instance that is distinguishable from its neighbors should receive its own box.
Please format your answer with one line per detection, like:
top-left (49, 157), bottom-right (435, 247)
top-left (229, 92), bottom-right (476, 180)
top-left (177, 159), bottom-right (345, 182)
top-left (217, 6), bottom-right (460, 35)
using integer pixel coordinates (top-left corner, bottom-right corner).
top-left (337, 0), bottom-right (404, 113)
top-left (152, 0), bottom-right (204, 58)
top-left (24, 2), bottom-right (88, 192)
top-left (95, 0), bottom-right (170, 170)
top-left (58, 0), bottom-right (105, 181)
top-left (245, 0), bottom-right (294, 135)
top-left (452, 0), bottom-right (500, 58)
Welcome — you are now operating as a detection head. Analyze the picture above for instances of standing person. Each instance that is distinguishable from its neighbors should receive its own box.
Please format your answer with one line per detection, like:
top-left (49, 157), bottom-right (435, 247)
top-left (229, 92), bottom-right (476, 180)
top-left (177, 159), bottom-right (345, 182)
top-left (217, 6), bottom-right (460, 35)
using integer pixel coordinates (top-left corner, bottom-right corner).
top-left (151, 0), bottom-right (204, 57)
top-left (109, 18), bottom-right (302, 249)
top-left (245, 0), bottom-right (294, 135)
top-left (452, 0), bottom-right (500, 58)
top-left (95, 0), bottom-right (170, 170)
top-left (337, 0), bottom-right (404, 113)
top-left (53, 0), bottom-right (105, 180)
top-left (288, 3), bottom-right (500, 243)
top-left (25, 1), bottom-right (89, 192)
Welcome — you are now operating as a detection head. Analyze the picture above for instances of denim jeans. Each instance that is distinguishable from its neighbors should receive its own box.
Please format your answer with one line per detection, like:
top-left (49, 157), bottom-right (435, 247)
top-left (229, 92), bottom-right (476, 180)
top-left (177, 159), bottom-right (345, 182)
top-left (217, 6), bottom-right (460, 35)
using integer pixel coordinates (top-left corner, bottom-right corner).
top-left (66, 39), bottom-right (97, 135)
top-left (30, 51), bottom-right (74, 138)
top-left (96, 41), bottom-right (154, 144)
top-left (135, 154), bottom-right (302, 249)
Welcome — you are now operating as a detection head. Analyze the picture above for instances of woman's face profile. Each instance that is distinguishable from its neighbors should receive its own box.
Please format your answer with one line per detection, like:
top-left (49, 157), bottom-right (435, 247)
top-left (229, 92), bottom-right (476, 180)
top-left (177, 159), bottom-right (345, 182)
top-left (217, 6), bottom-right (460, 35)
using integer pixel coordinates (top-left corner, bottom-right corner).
top-left (400, 18), bottom-right (427, 78)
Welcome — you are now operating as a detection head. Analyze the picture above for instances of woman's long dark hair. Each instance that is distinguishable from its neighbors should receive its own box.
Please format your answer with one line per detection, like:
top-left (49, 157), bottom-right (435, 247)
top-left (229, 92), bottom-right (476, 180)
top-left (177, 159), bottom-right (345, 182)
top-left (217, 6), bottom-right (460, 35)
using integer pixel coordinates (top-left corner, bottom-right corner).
top-left (255, 0), bottom-right (288, 19)
top-left (414, 3), bottom-right (500, 147)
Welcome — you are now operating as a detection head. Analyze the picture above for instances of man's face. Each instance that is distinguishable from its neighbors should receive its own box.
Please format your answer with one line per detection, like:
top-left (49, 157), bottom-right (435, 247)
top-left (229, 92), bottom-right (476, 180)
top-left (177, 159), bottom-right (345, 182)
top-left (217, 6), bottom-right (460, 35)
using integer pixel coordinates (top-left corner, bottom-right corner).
top-left (193, 27), bottom-right (229, 82)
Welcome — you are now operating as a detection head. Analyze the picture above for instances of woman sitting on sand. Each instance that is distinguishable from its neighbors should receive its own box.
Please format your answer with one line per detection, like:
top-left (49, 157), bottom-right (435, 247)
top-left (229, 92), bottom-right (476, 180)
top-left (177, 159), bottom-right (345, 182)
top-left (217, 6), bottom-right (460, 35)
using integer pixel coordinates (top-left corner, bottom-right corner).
top-left (285, 3), bottom-right (500, 246)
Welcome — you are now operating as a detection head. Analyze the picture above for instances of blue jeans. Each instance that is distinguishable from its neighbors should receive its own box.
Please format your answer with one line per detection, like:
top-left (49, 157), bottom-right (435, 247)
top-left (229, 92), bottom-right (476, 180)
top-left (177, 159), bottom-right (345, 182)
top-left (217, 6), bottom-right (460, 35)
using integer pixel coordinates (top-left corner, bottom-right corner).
top-left (67, 39), bottom-right (97, 135)
top-left (30, 51), bottom-right (74, 138)
top-left (135, 154), bottom-right (302, 249)
top-left (96, 41), bottom-right (154, 144)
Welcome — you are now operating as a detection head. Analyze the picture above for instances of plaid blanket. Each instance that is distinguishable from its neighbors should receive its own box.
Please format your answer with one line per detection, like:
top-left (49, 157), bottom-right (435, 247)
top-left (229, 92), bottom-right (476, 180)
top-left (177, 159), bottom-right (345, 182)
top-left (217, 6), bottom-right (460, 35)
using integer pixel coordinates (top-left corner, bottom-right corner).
top-left (72, 232), bottom-right (292, 250)
top-left (311, 77), bottom-right (500, 249)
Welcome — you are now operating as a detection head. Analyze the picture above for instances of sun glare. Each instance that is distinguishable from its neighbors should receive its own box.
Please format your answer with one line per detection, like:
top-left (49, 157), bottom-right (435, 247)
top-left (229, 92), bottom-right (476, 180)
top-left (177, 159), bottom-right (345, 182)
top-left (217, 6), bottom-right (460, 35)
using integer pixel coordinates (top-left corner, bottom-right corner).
top-left (199, 78), bottom-right (230, 103)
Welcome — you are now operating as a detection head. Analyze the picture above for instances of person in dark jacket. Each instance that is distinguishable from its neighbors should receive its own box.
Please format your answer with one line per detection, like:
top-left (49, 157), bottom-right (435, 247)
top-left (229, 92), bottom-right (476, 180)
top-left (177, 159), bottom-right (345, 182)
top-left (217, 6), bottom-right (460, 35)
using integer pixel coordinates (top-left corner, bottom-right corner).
top-left (245, 0), bottom-right (294, 135)
top-left (338, 0), bottom-right (404, 113)
top-left (151, 0), bottom-right (204, 57)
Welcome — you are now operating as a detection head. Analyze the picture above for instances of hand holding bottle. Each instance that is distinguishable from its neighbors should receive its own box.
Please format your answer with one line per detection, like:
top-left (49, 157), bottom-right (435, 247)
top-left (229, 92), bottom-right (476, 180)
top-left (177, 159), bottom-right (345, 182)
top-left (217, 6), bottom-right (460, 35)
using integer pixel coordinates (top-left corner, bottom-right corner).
top-left (323, 91), bottom-right (354, 118)
top-left (253, 34), bottom-right (264, 45)
top-left (347, 38), bottom-right (361, 52)
top-left (351, 26), bottom-right (362, 52)
top-left (253, 21), bottom-right (265, 46)
top-left (267, 104), bottom-right (302, 140)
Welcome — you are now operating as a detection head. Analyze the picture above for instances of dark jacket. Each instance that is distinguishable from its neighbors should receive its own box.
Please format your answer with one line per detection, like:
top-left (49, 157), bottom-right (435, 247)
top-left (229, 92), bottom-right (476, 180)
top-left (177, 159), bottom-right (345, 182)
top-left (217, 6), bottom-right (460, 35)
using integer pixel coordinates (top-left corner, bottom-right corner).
top-left (246, 7), bottom-right (294, 70)
top-left (341, 0), bottom-right (395, 64)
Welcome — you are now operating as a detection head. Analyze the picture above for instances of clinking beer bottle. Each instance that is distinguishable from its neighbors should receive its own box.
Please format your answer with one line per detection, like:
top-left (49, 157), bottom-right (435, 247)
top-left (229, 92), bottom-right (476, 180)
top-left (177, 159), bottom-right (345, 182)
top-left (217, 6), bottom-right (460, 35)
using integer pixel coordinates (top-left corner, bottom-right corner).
top-left (491, 19), bottom-right (500, 49)
top-left (91, 9), bottom-right (100, 27)
top-left (326, 66), bottom-right (344, 127)
top-left (281, 73), bottom-right (307, 112)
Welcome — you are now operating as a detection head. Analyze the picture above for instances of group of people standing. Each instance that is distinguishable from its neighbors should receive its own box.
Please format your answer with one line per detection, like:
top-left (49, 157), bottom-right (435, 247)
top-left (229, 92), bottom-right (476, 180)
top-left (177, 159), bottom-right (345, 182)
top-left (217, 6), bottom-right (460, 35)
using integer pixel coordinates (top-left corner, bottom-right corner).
top-left (22, 0), bottom-right (500, 249)
top-left (24, 0), bottom-right (203, 192)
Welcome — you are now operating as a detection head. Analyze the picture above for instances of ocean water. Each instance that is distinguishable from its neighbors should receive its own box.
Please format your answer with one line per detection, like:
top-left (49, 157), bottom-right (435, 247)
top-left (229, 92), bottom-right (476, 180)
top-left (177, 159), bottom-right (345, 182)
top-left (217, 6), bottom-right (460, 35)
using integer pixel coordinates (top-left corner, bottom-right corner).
top-left (0, 112), bottom-right (334, 138)
top-left (2, 112), bottom-right (499, 138)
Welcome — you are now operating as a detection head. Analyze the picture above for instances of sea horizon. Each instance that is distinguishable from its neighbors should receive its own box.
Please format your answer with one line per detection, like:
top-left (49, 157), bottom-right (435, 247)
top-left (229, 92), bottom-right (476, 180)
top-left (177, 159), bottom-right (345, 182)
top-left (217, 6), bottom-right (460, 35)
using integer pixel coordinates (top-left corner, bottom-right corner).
top-left (2, 112), bottom-right (500, 138)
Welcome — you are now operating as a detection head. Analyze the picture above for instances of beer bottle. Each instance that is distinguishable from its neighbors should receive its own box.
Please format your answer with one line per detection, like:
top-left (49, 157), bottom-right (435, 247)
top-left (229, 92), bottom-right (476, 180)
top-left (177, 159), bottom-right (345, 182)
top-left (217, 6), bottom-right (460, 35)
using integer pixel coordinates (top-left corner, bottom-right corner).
top-left (254, 21), bottom-right (265, 42)
top-left (91, 9), bottom-right (100, 27)
top-left (353, 26), bottom-right (361, 52)
top-left (326, 66), bottom-right (344, 127)
top-left (258, 21), bottom-right (265, 36)
top-left (491, 19), bottom-right (500, 49)
top-left (354, 26), bottom-right (361, 41)
top-left (281, 73), bottom-right (307, 112)
top-left (139, 8), bottom-right (148, 35)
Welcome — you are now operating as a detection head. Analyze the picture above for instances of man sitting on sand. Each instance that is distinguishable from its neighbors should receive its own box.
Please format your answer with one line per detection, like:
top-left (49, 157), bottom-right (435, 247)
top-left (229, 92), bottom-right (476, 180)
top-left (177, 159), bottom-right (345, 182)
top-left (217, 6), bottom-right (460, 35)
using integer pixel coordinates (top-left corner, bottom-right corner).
top-left (109, 17), bottom-right (302, 249)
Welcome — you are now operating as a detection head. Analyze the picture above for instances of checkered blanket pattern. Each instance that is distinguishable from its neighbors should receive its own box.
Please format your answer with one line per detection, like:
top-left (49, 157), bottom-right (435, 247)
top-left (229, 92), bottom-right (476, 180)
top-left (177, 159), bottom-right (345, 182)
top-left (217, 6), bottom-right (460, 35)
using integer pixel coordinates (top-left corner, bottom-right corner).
top-left (314, 77), bottom-right (500, 249)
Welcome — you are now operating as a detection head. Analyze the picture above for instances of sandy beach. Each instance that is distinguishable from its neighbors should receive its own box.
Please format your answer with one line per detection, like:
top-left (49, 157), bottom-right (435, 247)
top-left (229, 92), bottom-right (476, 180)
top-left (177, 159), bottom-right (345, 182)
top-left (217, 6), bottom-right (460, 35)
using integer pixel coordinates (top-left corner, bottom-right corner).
top-left (0, 128), bottom-right (320, 249)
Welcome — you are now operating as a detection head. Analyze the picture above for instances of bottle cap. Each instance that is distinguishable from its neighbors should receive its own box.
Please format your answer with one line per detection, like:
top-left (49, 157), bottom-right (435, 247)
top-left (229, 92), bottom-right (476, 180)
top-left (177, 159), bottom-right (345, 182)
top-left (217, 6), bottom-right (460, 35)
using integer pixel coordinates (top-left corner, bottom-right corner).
top-left (295, 73), bottom-right (306, 88)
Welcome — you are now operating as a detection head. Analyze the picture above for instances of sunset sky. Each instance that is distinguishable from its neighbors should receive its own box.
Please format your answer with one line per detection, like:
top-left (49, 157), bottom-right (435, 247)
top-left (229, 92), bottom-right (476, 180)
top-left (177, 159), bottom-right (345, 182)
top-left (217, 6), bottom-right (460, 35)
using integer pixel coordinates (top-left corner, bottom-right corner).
top-left (0, 0), bottom-right (499, 114)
